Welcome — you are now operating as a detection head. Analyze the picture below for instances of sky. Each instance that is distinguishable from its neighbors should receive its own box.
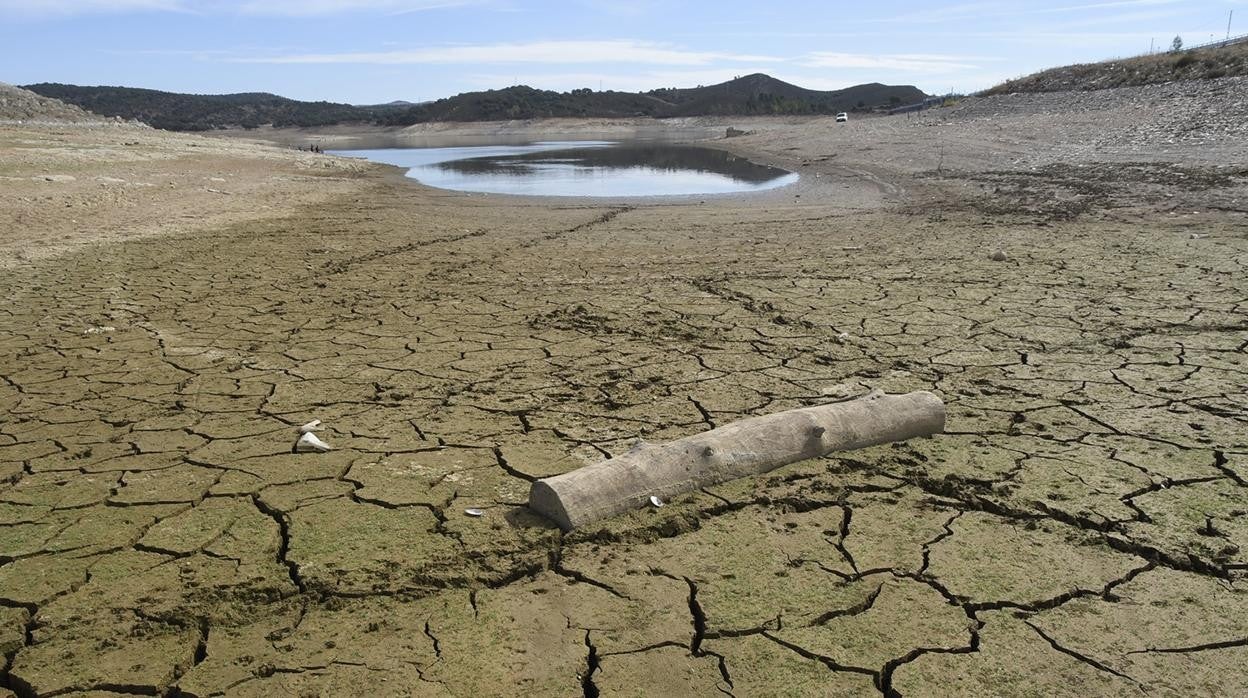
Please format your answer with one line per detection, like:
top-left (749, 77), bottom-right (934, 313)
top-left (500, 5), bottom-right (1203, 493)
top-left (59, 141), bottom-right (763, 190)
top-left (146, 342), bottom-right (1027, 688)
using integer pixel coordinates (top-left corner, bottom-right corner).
top-left (1, 0), bottom-right (1244, 104)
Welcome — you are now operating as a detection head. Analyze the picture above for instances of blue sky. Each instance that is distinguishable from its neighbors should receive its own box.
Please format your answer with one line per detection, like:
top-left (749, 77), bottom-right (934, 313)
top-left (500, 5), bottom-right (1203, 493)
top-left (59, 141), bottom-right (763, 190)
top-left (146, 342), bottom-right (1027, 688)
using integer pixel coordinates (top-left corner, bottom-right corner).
top-left (2, 0), bottom-right (1243, 103)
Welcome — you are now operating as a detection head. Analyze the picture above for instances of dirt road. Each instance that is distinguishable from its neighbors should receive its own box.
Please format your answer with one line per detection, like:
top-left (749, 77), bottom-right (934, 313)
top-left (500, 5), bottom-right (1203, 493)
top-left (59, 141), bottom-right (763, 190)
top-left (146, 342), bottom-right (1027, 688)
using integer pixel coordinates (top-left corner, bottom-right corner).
top-left (1, 80), bottom-right (1246, 696)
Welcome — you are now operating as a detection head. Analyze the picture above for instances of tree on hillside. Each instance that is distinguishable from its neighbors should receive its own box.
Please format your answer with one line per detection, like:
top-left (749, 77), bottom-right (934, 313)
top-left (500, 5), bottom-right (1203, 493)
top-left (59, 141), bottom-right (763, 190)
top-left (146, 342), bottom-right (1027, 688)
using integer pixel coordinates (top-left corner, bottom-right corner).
top-left (1171, 35), bottom-right (1183, 52)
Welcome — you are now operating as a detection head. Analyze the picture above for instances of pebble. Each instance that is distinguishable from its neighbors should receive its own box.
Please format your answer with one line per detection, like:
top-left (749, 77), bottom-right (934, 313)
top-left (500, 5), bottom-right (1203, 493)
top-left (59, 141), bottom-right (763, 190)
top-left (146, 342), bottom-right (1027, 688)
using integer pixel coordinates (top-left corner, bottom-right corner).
top-left (294, 432), bottom-right (332, 453)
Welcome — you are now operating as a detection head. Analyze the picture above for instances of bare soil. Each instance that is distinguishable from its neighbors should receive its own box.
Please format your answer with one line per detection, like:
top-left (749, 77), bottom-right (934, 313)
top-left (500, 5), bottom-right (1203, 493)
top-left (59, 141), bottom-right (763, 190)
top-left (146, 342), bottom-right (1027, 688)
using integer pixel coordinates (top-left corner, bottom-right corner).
top-left (1, 79), bottom-right (1246, 697)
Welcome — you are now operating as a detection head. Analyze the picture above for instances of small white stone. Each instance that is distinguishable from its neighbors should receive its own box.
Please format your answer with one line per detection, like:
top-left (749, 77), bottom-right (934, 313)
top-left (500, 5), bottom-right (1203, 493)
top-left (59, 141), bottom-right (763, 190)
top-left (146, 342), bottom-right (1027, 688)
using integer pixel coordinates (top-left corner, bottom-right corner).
top-left (295, 432), bottom-right (332, 453)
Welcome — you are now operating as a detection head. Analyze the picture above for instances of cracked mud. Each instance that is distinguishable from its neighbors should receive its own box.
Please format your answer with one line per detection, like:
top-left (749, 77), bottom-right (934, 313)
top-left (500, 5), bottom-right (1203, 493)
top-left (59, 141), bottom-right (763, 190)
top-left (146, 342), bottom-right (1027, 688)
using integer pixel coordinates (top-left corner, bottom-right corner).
top-left (2, 86), bottom-right (1247, 696)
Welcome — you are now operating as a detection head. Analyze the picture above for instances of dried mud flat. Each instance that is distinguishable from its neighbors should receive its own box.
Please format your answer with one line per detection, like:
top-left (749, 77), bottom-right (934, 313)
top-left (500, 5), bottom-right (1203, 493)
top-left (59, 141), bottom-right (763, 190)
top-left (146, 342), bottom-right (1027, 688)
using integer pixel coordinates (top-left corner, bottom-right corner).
top-left (1, 80), bottom-right (1247, 697)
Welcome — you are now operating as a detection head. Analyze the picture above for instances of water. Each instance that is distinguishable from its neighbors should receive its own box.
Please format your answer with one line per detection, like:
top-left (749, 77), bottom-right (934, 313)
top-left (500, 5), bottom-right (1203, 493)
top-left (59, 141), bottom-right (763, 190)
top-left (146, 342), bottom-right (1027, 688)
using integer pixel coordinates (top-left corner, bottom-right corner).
top-left (330, 140), bottom-right (798, 197)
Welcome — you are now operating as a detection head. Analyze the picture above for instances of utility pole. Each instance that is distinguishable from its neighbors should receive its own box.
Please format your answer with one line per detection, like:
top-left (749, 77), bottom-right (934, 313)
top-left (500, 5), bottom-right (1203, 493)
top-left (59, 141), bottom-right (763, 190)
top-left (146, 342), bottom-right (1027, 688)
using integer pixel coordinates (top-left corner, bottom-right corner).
top-left (1149, 37), bottom-right (1154, 54)
top-left (1229, 10), bottom-right (1234, 41)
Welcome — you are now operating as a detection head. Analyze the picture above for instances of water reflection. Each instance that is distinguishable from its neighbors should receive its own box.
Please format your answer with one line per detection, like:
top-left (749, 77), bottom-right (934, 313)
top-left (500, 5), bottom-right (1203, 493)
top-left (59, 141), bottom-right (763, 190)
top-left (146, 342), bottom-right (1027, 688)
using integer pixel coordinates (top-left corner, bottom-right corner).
top-left (440, 144), bottom-right (787, 184)
top-left (331, 140), bottom-right (797, 197)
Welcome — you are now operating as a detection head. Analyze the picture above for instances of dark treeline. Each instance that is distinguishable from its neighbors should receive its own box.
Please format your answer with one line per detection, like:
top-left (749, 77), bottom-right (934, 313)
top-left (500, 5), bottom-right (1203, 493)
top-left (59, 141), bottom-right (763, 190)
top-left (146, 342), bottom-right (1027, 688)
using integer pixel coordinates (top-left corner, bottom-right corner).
top-left (25, 74), bottom-right (926, 131)
top-left (23, 83), bottom-right (369, 131)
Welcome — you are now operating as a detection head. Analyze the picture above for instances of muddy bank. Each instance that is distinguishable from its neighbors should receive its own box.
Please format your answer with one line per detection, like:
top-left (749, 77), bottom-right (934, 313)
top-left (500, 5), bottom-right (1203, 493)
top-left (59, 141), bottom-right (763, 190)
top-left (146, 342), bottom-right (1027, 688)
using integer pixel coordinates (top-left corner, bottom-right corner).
top-left (1, 83), bottom-right (1247, 696)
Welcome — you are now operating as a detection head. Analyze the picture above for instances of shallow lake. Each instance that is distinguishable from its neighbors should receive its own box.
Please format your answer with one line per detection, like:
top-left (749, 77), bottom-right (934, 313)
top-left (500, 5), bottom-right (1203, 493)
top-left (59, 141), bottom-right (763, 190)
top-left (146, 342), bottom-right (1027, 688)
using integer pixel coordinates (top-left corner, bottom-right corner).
top-left (330, 140), bottom-right (798, 197)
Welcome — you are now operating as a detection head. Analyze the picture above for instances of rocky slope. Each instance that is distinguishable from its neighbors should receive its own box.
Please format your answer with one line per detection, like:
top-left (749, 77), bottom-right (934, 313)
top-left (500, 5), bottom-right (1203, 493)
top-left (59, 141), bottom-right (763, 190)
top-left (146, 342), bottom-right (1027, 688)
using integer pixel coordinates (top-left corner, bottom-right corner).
top-left (986, 39), bottom-right (1248, 93)
top-left (0, 82), bottom-right (106, 123)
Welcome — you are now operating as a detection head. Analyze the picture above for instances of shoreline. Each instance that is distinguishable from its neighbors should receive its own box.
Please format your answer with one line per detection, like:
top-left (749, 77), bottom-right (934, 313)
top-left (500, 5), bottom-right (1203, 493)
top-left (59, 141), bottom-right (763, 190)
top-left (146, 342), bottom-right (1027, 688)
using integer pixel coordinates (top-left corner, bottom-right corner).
top-left (212, 114), bottom-right (895, 211)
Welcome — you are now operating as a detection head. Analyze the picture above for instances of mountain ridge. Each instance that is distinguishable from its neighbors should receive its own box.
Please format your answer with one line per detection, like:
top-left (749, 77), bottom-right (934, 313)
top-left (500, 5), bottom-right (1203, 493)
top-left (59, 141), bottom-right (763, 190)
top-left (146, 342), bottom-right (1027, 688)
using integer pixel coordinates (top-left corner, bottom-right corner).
top-left (24, 74), bottom-right (926, 131)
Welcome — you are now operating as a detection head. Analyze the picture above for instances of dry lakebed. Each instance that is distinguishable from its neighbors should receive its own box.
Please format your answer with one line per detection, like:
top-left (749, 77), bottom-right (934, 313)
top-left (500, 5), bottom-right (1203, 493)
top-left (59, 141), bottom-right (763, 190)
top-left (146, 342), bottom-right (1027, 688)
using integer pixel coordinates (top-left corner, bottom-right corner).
top-left (1, 77), bottom-right (1247, 696)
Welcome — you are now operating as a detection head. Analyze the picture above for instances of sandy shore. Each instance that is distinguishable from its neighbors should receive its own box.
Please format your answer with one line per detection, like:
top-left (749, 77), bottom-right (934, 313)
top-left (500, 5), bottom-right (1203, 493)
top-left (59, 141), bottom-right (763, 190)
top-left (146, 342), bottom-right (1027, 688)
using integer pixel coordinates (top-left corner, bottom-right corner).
top-left (1, 82), bottom-right (1247, 696)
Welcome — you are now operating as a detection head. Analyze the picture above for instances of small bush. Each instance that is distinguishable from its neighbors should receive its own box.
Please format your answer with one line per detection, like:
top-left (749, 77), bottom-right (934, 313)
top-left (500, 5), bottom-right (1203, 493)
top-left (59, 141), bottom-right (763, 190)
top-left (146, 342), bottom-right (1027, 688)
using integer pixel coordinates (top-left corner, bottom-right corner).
top-left (1174, 54), bottom-right (1197, 69)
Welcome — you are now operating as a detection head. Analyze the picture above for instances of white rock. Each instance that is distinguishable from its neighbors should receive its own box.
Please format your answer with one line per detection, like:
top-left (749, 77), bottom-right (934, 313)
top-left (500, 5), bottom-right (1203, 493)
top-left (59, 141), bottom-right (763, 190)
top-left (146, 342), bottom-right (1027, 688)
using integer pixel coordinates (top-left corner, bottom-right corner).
top-left (295, 432), bottom-right (332, 453)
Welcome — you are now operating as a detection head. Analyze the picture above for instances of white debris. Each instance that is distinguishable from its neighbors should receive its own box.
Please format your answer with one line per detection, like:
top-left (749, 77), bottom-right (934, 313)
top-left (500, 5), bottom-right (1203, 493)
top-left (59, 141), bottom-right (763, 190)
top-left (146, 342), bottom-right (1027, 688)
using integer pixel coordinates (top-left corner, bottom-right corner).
top-left (649, 495), bottom-right (664, 508)
top-left (83, 326), bottom-right (116, 334)
top-left (1189, 233), bottom-right (1209, 239)
top-left (295, 432), bottom-right (332, 453)
top-left (464, 508), bottom-right (485, 517)
top-left (298, 419), bottom-right (322, 433)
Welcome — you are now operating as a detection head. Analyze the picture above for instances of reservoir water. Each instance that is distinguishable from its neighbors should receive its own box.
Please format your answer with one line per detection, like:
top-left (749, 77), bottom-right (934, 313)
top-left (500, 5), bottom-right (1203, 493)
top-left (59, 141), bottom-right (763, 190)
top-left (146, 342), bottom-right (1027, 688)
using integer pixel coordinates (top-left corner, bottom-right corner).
top-left (331, 140), bottom-right (798, 197)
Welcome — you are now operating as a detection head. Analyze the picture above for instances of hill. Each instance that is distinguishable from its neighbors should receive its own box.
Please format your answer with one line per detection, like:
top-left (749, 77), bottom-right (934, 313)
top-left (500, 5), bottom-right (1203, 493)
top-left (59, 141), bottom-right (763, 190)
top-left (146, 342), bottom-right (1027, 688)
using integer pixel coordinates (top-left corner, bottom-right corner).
top-left (377, 74), bottom-right (924, 124)
top-left (985, 38), bottom-right (1248, 94)
top-left (22, 84), bottom-right (368, 131)
top-left (25, 75), bottom-right (925, 131)
top-left (376, 85), bottom-right (672, 123)
top-left (648, 74), bottom-right (924, 116)
top-left (0, 82), bottom-right (105, 123)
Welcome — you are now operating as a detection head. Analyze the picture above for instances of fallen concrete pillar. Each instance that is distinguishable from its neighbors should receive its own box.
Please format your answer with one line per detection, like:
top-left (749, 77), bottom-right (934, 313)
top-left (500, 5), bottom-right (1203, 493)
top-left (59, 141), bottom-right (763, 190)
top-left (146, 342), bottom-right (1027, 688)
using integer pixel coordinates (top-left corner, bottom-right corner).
top-left (529, 390), bottom-right (946, 530)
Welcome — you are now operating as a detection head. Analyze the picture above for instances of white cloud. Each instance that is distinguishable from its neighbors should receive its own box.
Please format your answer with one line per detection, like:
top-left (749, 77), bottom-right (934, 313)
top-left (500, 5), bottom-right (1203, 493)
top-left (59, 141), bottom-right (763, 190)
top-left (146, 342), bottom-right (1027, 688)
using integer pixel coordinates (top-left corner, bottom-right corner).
top-left (573, 0), bottom-right (663, 17)
top-left (0, 0), bottom-right (484, 18)
top-left (1053, 8), bottom-right (1183, 28)
top-left (1024, 0), bottom-right (1182, 15)
top-left (800, 52), bottom-right (987, 73)
top-left (235, 0), bottom-right (481, 16)
top-left (229, 40), bottom-right (781, 66)
top-left (0, 0), bottom-right (184, 18)
top-left (875, 0), bottom-right (1182, 23)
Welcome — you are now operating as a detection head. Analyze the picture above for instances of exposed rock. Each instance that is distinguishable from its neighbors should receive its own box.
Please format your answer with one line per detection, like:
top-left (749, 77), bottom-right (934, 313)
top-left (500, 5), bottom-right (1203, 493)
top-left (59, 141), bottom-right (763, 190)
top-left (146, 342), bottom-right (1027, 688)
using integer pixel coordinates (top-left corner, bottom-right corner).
top-left (0, 82), bottom-right (105, 123)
